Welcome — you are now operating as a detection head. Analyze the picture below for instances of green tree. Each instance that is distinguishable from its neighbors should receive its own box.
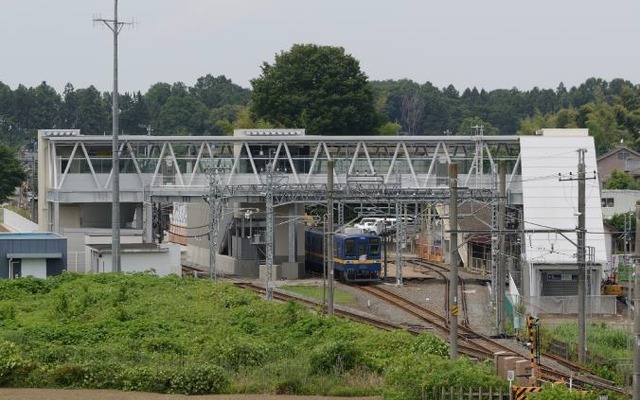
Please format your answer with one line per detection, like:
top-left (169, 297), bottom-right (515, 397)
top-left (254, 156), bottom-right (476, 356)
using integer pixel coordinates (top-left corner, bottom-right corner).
top-left (59, 83), bottom-right (79, 128)
top-left (30, 81), bottom-right (61, 131)
top-left (233, 106), bottom-right (274, 130)
top-left (190, 74), bottom-right (250, 108)
top-left (584, 91), bottom-right (631, 154)
top-left (155, 95), bottom-right (209, 134)
top-left (119, 91), bottom-right (149, 134)
top-left (377, 121), bottom-right (402, 135)
top-left (144, 82), bottom-right (172, 123)
top-left (75, 86), bottom-right (109, 134)
top-left (0, 143), bottom-right (26, 203)
top-left (251, 44), bottom-right (379, 134)
top-left (517, 109), bottom-right (551, 135)
top-left (604, 169), bottom-right (640, 190)
top-left (458, 117), bottom-right (498, 135)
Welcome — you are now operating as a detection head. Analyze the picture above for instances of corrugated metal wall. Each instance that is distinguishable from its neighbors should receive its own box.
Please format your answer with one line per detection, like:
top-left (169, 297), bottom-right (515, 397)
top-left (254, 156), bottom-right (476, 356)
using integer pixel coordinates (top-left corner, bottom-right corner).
top-left (0, 236), bottom-right (67, 278)
top-left (540, 270), bottom-right (578, 296)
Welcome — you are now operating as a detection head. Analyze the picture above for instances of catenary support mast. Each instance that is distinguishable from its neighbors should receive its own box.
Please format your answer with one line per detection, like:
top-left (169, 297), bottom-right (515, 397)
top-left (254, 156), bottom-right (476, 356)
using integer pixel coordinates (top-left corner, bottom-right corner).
top-left (94, 0), bottom-right (131, 272)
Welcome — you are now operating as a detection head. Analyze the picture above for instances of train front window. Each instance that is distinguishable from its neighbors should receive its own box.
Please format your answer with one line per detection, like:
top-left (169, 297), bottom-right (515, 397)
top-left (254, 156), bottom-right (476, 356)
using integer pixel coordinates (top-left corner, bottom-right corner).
top-left (369, 238), bottom-right (381, 255)
top-left (345, 239), bottom-right (356, 257)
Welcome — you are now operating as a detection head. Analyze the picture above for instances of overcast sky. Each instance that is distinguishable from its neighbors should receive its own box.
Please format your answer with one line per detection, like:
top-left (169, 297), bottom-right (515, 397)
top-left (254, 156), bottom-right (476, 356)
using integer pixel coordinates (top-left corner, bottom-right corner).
top-left (1, 0), bottom-right (638, 94)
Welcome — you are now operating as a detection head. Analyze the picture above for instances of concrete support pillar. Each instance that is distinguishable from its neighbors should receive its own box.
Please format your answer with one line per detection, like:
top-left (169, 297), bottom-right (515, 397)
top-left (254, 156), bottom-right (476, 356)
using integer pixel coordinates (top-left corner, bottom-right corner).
top-left (142, 200), bottom-right (153, 243)
top-left (288, 209), bottom-right (296, 263)
top-left (52, 201), bottom-right (60, 234)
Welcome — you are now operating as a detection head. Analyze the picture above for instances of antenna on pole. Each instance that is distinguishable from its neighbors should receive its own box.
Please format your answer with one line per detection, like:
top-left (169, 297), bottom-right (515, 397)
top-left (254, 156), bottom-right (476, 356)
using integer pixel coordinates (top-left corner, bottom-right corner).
top-left (93, 1), bottom-right (133, 273)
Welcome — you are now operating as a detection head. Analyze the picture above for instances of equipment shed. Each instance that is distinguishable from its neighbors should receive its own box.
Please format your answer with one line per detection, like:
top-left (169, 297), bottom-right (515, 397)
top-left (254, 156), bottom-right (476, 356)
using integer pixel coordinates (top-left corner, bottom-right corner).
top-left (0, 232), bottom-right (67, 279)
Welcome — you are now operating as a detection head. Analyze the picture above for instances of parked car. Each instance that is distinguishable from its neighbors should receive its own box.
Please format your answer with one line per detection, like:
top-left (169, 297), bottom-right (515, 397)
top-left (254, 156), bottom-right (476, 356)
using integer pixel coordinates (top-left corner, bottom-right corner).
top-left (354, 217), bottom-right (382, 233)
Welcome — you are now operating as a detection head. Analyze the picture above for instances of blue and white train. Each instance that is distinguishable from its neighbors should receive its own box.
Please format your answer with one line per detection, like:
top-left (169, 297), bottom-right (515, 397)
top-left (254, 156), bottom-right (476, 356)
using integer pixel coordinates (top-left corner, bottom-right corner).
top-left (305, 229), bottom-right (382, 283)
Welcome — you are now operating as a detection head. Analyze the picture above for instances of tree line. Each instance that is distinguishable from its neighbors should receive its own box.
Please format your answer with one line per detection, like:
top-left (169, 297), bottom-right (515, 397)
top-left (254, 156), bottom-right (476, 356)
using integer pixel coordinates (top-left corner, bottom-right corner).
top-left (1, 44), bottom-right (640, 156)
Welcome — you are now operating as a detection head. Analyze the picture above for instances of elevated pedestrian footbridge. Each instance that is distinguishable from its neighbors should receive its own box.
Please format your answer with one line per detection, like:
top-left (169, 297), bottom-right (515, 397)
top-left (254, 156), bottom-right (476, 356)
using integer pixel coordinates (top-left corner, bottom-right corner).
top-left (38, 130), bottom-right (522, 205)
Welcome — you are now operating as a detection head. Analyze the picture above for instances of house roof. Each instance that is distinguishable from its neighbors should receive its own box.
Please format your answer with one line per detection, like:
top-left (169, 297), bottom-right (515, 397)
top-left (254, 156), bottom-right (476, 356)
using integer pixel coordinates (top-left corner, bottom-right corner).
top-left (597, 146), bottom-right (640, 161)
top-left (457, 200), bottom-right (492, 244)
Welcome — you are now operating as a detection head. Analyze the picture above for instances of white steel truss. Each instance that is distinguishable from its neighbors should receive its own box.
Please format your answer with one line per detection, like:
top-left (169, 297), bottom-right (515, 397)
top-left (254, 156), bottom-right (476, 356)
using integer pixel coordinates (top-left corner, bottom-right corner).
top-left (40, 133), bottom-right (522, 205)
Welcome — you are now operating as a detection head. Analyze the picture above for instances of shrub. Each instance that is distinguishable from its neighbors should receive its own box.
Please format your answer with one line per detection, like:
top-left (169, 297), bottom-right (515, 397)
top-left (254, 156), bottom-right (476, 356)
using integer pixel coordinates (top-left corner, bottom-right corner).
top-left (0, 340), bottom-right (33, 385)
top-left (119, 365), bottom-right (170, 393)
top-left (49, 363), bottom-right (88, 387)
top-left (214, 339), bottom-right (270, 371)
top-left (309, 341), bottom-right (365, 375)
top-left (167, 363), bottom-right (229, 395)
top-left (412, 334), bottom-right (449, 358)
top-left (274, 377), bottom-right (304, 395)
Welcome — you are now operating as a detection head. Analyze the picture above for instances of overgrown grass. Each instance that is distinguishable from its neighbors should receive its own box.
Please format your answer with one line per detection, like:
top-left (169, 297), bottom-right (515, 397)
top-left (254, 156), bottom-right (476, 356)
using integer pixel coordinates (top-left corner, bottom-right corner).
top-left (541, 321), bottom-right (631, 385)
top-left (0, 272), bottom-right (508, 397)
top-left (280, 284), bottom-right (357, 304)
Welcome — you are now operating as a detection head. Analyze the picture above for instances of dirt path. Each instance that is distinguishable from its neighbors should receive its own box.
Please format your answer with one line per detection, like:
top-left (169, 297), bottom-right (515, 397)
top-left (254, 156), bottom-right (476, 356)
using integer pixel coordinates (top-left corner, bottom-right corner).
top-left (0, 389), bottom-right (381, 400)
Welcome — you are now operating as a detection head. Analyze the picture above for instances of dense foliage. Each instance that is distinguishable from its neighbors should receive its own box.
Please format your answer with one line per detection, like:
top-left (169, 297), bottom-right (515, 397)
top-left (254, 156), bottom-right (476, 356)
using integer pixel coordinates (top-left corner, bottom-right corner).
top-left (605, 169), bottom-right (640, 190)
top-left (0, 143), bottom-right (26, 203)
top-left (541, 322), bottom-right (631, 387)
top-left (0, 273), bottom-right (505, 397)
top-left (251, 44), bottom-right (380, 135)
top-left (2, 43), bottom-right (640, 154)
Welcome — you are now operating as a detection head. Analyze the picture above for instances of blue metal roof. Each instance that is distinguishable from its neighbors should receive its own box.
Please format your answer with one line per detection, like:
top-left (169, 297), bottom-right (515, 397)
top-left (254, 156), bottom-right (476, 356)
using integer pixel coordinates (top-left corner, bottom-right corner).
top-left (0, 232), bottom-right (64, 240)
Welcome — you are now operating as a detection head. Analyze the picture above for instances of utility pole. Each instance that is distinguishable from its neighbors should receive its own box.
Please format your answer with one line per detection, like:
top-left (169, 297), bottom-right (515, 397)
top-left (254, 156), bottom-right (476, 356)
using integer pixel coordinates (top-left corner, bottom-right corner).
top-left (265, 162), bottom-right (275, 301)
top-left (633, 200), bottom-right (640, 400)
top-left (449, 163), bottom-right (459, 359)
top-left (206, 168), bottom-right (223, 281)
top-left (395, 167), bottom-right (404, 286)
top-left (559, 149), bottom-right (592, 363)
top-left (577, 148), bottom-right (587, 363)
top-left (497, 160), bottom-right (507, 336)
top-left (327, 160), bottom-right (335, 315)
top-left (94, 0), bottom-right (131, 272)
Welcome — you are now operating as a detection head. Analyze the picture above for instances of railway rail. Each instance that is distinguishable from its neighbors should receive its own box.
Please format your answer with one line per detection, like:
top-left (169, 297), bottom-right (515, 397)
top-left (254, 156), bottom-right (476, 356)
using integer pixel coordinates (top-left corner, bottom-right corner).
top-left (230, 278), bottom-right (627, 396)
top-left (407, 258), bottom-right (471, 327)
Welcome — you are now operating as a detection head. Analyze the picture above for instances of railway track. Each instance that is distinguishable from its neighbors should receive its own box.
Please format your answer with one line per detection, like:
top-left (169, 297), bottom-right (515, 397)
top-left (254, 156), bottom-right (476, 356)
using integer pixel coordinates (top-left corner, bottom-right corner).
top-left (353, 280), bottom-right (627, 396)
top-left (407, 258), bottom-right (471, 327)
top-left (230, 279), bottom-right (627, 396)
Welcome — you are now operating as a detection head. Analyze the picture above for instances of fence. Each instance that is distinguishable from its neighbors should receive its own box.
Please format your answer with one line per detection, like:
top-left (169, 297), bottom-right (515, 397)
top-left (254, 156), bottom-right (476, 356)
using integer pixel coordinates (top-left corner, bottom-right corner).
top-left (524, 295), bottom-right (617, 315)
top-left (421, 387), bottom-right (508, 400)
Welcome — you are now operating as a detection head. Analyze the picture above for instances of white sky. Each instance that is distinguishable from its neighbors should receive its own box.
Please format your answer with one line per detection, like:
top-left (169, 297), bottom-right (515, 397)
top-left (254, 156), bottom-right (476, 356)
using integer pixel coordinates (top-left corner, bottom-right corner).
top-left (1, 0), bottom-right (639, 94)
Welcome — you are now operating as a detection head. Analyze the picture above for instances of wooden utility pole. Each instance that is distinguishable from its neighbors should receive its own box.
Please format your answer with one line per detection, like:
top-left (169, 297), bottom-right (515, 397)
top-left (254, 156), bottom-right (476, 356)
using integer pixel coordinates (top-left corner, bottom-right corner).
top-left (449, 163), bottom-right (459, 359)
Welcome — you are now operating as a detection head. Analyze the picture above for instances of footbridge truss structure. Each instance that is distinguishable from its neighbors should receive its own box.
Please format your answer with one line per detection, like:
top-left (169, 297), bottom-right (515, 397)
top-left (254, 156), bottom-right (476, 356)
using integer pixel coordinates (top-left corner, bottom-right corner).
top-left (38, 130), bottom-right (522, 207)
top-left (38, 129), bottom-right (523, 297)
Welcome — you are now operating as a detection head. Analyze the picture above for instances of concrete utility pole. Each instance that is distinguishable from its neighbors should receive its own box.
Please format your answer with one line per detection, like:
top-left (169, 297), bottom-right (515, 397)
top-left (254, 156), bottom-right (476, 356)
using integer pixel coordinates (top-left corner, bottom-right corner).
top-left (327, 160), bottom-right (335, 315)
top-left (577, 148), bottom-right (587, 363)
top-left (94, 0), bottom-right (131, 273)
top-left (449, 163), bottom-right (459, 359)
top-left (559, 148), bottom-right (594, 363)
top-left (633, 200), bottom-right (640, 400)
top-left (395, 201), bottom-right (404, 286)
top-left (497, 160), bottom-right (507, 336)
top-left (265, 163), bottom-right (276, 301)
top-left (395, 167), bottom-right (404, 286)
top-left (206, 168), bottom-right (223, 281)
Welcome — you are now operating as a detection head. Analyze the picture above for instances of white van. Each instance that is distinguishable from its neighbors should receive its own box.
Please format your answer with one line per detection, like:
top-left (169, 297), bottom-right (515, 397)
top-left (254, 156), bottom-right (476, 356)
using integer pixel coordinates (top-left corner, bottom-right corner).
top-left (354, 217), bottom-right (382, 233)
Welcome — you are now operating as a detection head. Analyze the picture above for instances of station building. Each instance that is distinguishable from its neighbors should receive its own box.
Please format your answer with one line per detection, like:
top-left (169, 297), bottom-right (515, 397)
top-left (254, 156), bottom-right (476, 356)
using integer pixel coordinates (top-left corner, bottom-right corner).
top-left (33, 128), bottom-right (610, 315)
